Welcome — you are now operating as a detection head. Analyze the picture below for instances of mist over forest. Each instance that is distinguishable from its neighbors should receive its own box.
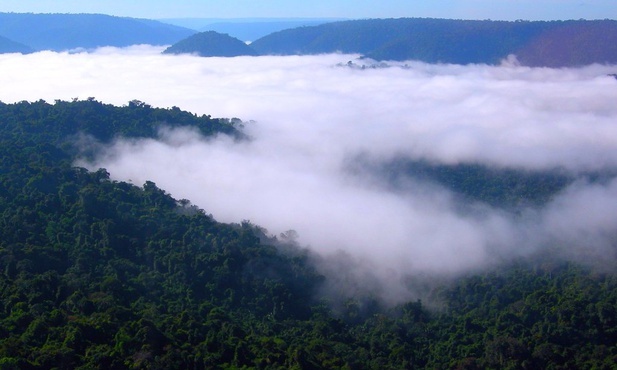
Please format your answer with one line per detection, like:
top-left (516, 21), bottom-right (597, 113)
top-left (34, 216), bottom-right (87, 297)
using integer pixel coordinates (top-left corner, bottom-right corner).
top-left (3, 47), bottom-right (617, 290)
top-left (1, 43), bottom-right (617, 368)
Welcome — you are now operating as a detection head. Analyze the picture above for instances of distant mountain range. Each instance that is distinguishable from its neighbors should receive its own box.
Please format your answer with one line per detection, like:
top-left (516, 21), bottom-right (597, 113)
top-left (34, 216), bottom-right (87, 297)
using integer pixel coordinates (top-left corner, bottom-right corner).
top-left (163, 18), bottom-right (617, 67)
top-left (247, 18), bottom-right (617, 67)
top-left (0, 13), bottom-right (194, 51)
top-left (2, 13), bottom-right (616, 68)
top-left (0, 34), bottom-right (33, 54)
top-left (159, 18), bottom-right (344, 42)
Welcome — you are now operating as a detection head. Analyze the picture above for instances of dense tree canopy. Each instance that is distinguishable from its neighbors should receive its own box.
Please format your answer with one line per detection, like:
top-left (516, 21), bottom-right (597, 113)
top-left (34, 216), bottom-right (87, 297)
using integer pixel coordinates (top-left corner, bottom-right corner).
top-left (0, 99), bottom-right (615, 368)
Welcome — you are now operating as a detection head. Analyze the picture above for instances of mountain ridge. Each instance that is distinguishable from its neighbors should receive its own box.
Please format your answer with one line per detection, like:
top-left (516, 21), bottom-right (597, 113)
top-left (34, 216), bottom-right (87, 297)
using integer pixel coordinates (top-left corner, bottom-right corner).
top-left (162, 31), bottom-right (258, 57)
top-left (248, 18), bottom-right (617, 66)
top-left (3, 13), bottom-right (616, 67)
top-left (0, 12), bottom-right (195, 51)
top-left (0, 34), bottom-right (33, 54)
top-left (158, 17), bottom-right (346, 41)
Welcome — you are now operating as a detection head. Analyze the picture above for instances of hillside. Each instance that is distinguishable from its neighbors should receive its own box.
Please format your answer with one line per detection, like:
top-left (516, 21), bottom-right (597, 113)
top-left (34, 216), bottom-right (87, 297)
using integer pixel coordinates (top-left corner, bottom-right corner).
top-left (199, 19), bottom-right (341, 43)
top-left (158, 18), bottom-right (344, 41)
top-left (4, 14), bottom-right (616, 66)
top-left (0, 99), bottom-right (616, 368)
top-left (162, 31), bottom-right (258, 57)
top-left (0, 34), bottom-right (32, 54)
top-left (250, 18), bottom-right (617, 67)
top-left (515, 20), bottom-right (617, 67)
top-left (0, 13), bottom-right (195, 52)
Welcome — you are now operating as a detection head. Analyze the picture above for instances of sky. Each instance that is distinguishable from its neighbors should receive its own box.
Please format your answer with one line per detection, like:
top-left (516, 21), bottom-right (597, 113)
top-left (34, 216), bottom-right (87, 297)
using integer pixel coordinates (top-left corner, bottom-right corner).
top-left (0, 0), bottom-right (614, 21)
top-left (1, 47), bottom-right (616, 301)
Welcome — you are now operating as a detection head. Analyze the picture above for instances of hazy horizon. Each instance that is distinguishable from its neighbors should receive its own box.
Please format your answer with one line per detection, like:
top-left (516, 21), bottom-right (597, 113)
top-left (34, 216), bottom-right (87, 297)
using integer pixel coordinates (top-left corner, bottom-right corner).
top-left (0, 0), bottom-right (614, 22)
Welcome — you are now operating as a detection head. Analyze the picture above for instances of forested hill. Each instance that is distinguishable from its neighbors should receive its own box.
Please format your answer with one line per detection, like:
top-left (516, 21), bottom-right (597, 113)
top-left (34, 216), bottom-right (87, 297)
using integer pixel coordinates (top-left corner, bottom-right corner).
top-left (197, 19), bottom-right (343, 43)
top-left (0, 99), bottom-right (240, 145)
top-left (0, 13), bottom-right (195, 52)
top-left (0, 34), bottom-right (33, 54)
top-left (4, 13), bottom-right (616, 67)
top-left (0, 99), bottom-right (616, 368)
top-left (162, 31), bottom-right (258, 57)
top-left (249, 18), bottom-right (617, 67)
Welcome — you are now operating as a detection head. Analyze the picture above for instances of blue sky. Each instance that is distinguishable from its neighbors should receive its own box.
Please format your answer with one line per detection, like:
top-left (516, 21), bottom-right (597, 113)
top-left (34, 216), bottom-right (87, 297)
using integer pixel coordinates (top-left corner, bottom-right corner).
top-left (0, 0), bottom-right (614, 20)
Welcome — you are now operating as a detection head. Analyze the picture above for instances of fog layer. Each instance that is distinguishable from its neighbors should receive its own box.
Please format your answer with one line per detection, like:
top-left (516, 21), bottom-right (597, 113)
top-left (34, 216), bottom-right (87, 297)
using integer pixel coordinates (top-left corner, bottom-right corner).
top-left (2, 47), bottom-right (617, 300)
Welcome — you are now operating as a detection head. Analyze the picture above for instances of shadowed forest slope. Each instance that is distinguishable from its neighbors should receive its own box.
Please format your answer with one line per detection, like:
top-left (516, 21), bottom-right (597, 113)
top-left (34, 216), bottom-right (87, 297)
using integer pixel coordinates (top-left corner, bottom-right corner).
top-left (249, 18), bottom-right (617, 67)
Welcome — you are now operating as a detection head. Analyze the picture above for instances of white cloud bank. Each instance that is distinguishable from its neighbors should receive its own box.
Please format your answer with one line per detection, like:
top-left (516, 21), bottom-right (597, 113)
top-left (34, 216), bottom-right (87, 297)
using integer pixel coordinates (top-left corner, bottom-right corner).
top-left (2, 46), bottom-right (617, 301)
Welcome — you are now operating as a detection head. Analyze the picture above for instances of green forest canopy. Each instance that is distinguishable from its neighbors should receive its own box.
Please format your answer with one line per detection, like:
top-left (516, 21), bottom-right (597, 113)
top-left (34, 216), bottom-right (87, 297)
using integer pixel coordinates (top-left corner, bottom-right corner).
top-left (0, 99), bottom-right (615, 368)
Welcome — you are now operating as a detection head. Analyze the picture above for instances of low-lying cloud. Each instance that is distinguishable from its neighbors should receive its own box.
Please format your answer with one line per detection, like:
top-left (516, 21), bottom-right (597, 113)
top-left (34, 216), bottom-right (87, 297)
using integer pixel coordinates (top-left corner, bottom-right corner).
top-left (2, 46), bottom-right (617, 302)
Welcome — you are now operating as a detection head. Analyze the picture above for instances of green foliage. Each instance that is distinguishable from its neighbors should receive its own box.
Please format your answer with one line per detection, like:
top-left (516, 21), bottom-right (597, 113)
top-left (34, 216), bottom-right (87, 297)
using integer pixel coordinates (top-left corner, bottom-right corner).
top-left (0, 99), bottom-right (615, 368)
top-left (426, 263), bottom-right (617, 369)
top-left (386, 159), bottom-right (576, 209)
top-left (0, 98), bottom-right (240, 146)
